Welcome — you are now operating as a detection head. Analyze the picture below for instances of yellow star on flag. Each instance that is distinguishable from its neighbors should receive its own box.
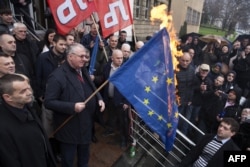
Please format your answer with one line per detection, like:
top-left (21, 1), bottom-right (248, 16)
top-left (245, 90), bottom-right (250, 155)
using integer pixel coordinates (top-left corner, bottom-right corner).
top-left (152, 76), bottom-right (158, 83)
top-left (143, 98), bottom-right (149, 105)
top-left (166, 77), bottom-right (173, 85)
top-left (167, 123), bottom-right (172, 128)
top-left (148, 110), bottom-right (154, 116)
top-left (174, 112), bottom-right (179, 118)
top-left (145, 86), bottom-right (151, 93)
top-left (158, 115), bottom-right (163, 121)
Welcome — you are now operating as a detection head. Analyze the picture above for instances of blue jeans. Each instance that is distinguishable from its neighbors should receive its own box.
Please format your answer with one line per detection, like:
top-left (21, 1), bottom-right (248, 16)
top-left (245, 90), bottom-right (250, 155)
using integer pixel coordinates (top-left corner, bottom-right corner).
top-left (60, 142), bottom-right (90, 167)
top-left (178, 105), bottom-right (192, 135)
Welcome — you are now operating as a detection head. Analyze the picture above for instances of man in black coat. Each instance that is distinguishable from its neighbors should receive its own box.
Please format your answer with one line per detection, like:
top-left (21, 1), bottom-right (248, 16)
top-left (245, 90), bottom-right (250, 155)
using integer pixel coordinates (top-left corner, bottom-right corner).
top-left (179, 118), bottom-right (240, 167)
top-left (0, 74), bottom-right (56, 167)
top-left (44, 43), bottom-right (105, 167)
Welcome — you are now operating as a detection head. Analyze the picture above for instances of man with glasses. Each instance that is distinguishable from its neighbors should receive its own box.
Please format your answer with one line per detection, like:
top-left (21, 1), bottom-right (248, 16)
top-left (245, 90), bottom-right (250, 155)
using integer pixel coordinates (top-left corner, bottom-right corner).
top-left (44, 43), bottom-right (105, 167)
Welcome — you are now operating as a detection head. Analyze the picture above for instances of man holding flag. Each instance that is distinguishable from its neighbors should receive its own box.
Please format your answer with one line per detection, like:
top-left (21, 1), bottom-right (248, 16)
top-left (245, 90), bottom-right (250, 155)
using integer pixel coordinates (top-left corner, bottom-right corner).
top-left (108, 28), bottom-right (179, 151)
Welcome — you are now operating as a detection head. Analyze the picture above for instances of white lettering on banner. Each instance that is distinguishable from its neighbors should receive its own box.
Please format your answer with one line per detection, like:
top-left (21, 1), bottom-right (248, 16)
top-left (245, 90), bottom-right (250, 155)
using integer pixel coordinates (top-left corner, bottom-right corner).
top-left (104, 0), bottom-right (129, 28)
top-left (57, 0), bottom-right (88, 24)
top-left (76, 0), bottom-right (87, 10)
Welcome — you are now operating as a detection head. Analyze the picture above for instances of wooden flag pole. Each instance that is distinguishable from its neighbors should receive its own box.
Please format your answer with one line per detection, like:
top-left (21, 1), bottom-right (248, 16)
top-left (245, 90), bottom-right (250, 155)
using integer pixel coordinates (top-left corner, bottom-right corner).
top-left (91, 14), bottom-right (109, 62)
top-left (132, 24), bottom-right (137, 44)
top-left (49, 79), bottom-right (109, 138)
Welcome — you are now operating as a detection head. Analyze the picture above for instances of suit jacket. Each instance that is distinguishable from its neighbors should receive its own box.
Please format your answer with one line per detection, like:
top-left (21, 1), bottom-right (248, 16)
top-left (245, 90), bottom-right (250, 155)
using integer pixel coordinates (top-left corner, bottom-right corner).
top-left (102, 61), bottom-right (129, 106)
top-left (179, 134), bottom-right (240, 167)
top-left (44, 61), bottom-right (102, 144)
top-left (0, 101), bottom-right (56, 167)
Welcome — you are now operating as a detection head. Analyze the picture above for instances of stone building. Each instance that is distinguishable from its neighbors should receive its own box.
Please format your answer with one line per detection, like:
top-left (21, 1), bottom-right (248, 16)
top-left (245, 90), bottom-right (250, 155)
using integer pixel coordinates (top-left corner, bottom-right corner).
top-left (6, 0), bottom-right (204, 40)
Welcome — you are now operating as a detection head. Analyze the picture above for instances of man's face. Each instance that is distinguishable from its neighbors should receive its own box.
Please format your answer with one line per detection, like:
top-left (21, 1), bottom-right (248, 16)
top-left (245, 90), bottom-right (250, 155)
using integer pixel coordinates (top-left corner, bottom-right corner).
top-left (0, 13), bottom-right (13, 24)
top-left (109, 36), bottom-right (118, 49)
top-left (66, 35), bottom-right (75, 46)
top-left (119, 32), bottom-right (127, 42)
top-left (121, 46), bottom-right (131, 58)
top-left (111, 51), bottom-right (123, 67)
top-left (179, 53), bottom-right (191, 69)
top-left (68, 47), bottom-right (87, 69)
top-left (14, 27), bottom-right (27, 40)
top-left (6, 80), bottom-right (33, 108)
top-left (217, 122), bottom-right (235, 140)
top-left (0, 56), bottom-right (15, 76)
top-left (53, 39), bottom-right (67, 55)
top-left (214, 76), bottom-right (224, 87)
top-left (0, 34), bottom-right (16, 54)
top-left (90, 24), bottom-right (98, 36)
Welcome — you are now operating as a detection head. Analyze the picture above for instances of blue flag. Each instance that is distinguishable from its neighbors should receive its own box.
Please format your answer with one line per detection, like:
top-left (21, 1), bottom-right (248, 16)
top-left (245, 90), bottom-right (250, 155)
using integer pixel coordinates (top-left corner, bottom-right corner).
top-left (89, 36), bottom-right (99, 75)
top-left (109, 28), bottom-right (179, 151)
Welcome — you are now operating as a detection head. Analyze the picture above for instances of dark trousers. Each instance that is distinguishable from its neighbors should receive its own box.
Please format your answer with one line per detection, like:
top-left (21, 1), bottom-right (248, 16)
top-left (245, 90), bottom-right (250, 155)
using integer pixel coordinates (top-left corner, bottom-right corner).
top-left (60, 142), bottom-right (90, 167)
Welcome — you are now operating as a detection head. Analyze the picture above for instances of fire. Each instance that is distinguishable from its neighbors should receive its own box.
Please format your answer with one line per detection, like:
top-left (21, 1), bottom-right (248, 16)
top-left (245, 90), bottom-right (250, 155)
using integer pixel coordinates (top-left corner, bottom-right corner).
top-left (150, 4), bottom-right (182, 69)
top-left (150, 4), bottom-right (182, 104)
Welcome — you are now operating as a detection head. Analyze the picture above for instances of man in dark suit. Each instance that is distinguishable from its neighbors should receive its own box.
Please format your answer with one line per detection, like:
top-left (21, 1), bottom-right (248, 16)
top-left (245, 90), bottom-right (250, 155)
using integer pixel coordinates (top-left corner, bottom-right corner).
top-left (44, 43), bottom-right (105, 167)
top-left (179, 117), bottom-right (240, 167)
top-left (0, 74), bottom-right (56, 167)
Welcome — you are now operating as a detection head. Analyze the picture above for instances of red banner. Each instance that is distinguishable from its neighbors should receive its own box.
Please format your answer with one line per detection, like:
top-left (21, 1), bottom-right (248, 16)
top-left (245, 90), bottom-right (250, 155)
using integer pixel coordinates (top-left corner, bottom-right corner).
top-left (47, 0), bottom-right (96, 34)
top-left (94, 0), bottom-right (133, 38)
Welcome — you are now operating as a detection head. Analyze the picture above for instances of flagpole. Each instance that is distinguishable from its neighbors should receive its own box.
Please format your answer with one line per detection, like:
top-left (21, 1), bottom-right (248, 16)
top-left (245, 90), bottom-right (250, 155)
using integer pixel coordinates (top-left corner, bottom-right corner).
top-left (132, 24), bottom-right (137, 44)
top-left (91, 14), bottom-right (109, 62)
top-left (49, 80), bottom-right (109, 138)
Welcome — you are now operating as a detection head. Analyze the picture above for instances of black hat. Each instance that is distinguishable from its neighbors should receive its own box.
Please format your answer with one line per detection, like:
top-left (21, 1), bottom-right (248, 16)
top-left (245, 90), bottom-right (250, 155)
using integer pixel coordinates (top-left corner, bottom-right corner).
top-left (228, 87), bottom-right (242, 103)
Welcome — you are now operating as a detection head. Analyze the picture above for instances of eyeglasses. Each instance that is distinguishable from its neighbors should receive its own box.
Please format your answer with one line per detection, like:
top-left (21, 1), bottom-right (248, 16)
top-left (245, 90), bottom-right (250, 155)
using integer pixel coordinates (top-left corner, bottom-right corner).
top-left (18, 30), bottom-right (27, 33)
top-left (201, 69), bottom-right (209, 72)
top-left (71, 52), bottom-right (88, 59)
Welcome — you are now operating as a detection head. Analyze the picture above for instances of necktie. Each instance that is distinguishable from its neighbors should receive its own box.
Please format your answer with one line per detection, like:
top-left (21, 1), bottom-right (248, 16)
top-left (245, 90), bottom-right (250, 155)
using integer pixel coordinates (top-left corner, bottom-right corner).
top-left (77, 70), bottom-right (84, 83)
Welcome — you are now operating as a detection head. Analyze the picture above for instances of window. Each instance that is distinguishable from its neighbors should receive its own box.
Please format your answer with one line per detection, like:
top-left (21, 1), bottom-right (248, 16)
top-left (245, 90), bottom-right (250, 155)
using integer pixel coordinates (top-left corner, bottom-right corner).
top-left (135, 0), bottom-right (140, 19)
top-left (153, 0), bottom-right (158, 6)
top-left (144, 0), bottom-right (151, 19)
top-left (186, 7), bottom-right (201, 25)
top-left (186, 7), bottom-right (192, 24)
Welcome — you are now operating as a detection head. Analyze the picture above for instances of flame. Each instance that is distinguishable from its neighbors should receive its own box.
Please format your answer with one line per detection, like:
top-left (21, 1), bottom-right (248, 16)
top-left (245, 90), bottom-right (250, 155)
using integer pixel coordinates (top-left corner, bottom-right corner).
top-left (150, 4), bottom-right (182, 104)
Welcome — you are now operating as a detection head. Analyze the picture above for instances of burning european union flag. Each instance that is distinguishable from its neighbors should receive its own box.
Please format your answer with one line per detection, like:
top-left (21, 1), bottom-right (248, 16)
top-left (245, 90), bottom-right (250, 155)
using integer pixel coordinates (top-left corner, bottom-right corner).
top-left (109, 28), bottom-right (179, 151)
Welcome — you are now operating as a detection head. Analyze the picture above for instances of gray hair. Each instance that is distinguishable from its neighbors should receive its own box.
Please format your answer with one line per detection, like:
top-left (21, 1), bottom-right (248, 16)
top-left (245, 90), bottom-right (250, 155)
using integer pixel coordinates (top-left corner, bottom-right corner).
top-left (67, 43), bottom-right (86, 55)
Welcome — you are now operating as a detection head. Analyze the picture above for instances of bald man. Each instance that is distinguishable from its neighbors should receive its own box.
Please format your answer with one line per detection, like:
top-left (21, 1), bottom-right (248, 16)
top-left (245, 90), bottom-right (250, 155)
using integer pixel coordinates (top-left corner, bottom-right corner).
top-left (101, 49), bottom-right (130, 148)
top-left (121, 43), bottom-right (132, 63)
top-left (176, 52), bottom-right (196, 135)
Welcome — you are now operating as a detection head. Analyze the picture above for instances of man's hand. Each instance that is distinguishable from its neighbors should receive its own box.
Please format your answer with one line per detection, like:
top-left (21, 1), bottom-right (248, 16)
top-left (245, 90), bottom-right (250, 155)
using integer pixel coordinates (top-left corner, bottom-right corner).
top-left (98, 100), bottom-right (105, 112)
top-left (74, 102), bottom-right (86, 113)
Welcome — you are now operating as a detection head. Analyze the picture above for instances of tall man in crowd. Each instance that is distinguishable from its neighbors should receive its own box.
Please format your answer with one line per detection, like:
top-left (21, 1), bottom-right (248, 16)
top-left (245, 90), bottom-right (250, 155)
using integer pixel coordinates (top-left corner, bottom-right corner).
top-left (0, 73), bottom-right (56, 167)
top-left (102, 49), bottom-right (130, 148)
top-left (44, 43), bottom-right (105, 167)
top-left (176, 52), bottom-right (196, 135)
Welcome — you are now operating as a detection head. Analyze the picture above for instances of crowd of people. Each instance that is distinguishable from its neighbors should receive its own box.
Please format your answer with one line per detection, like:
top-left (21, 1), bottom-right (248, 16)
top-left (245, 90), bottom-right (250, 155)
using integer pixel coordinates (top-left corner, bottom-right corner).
top-left (176, 34), bottom-right (250, 166)
top-left (1, 5), bottom-right (250, 167)
top-left (0, 7), bottom-right (147, 167)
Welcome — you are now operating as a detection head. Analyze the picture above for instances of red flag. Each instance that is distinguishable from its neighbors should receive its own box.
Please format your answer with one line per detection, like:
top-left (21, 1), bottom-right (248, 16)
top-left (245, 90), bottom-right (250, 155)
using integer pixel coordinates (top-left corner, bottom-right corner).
top-left (47, 0), bottom-right (96, 34)
top-left (94, 0), bottom-right (133, 38)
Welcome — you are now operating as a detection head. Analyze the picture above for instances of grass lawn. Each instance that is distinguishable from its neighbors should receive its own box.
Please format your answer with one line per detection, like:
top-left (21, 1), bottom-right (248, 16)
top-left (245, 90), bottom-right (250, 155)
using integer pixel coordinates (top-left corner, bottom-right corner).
top-left (199, 26), bottom-right (227, 36)
top-left (199, 26), bottom-right (238, 42)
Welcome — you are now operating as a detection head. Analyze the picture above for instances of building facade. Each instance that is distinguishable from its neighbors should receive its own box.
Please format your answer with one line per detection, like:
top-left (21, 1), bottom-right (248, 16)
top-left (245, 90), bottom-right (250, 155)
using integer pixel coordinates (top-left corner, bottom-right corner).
top-left (6, 0), bottom-right (204, 40)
